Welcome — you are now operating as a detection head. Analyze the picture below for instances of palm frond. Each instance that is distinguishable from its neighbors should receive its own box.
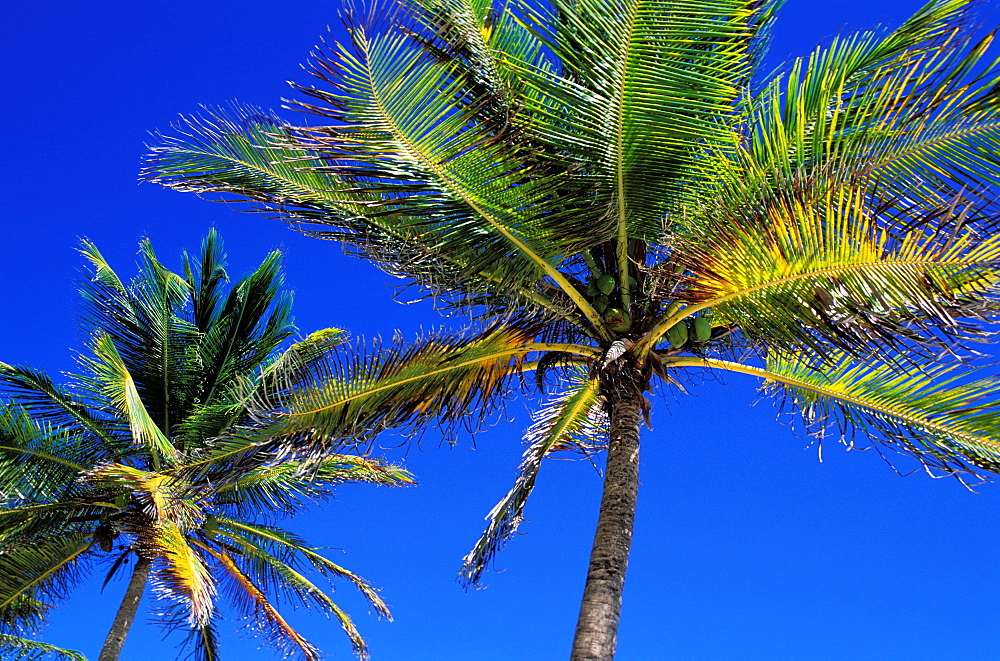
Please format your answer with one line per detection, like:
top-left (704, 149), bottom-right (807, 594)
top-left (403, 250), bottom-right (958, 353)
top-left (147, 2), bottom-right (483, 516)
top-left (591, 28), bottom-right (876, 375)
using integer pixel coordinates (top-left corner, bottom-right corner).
top-left (183, 228), bottom-right (230, 334)
top-left (0, 634), bottom-right (86, 661)
top-left (81, 336), bottom-right (178, 465)
top-left (736, 0), bottom-right (1000, 208)
top-left (143, 525), bottom-right (216, 627)
top-left (644, 178), bottom-right (1000, 357)
top-left (0, 536), bottom-right (92, 633)
top-left (200, 543), bottom-right (321, 661)
top-left (461, 369), bottom-right (604, 586)
top-left (235, 324), bottom-right (540, 455)
top-left (143, 105), bottom-right (591, 325)
top-left (0, 363), bottom-right (125, 457)
top-left (762, 351), bottom-right (1000, 476)
top-left (213, 518), bottom-right (392, 620)
top-left (175, 614), bottom-right (221, 661)
top-left (527, 0), bottom-right (781, 235)
top-left (669, 353), bottom-right (1000, 477)
top-left (0, 503), bottom-right (104, 559)
top-left (0, 409), bottom-right (102, 554)
top-left (207, 454), bottom-right (413, 517)
top-left (287, 13), bottom-right (604, 291)
top-left (193, 247), bottom-right (294, 406)
top-left (78, 240), bottom-right (202, 439)
top-left (0, 406), bottom-right (89, 502)
top-left (196, 530), bottom-right (375, 659)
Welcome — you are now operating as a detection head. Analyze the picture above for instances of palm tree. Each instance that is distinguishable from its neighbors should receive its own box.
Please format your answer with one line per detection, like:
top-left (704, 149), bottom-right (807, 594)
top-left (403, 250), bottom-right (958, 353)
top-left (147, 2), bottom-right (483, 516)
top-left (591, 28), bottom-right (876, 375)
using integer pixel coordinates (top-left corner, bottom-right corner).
top-left (0, 231), bottom-right (414, 660)
top-left (142, 0), bottom-right (1000, 657)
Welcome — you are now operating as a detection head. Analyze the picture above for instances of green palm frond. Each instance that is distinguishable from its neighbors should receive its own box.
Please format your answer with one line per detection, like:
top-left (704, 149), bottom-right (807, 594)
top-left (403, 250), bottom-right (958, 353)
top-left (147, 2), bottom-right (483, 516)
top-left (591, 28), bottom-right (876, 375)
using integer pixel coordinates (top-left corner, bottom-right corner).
top-left (642, 178), bottom-right (1000, 357)
top-left (182, 228), bottom-right (230, 334)
top-left (208, 454), bottom-right (413, 516)
top-left (0, 504), bottom-right (90, 555)
top-left (0, 364), bottom-right (125, 456)
top-left (0, 634), bottom-right (86, 661)
top-left (289, 13), bottom-right (597, 272)
top-left (78, 240), bottom-right (202, 434)
top-left (404, 0), bottom-right (551, 116)
top-left (0, 409), bottom-right (103, 553)
top-left (0, 406), bottom-right (88, 502)
top-left (82, 335), bottom-right (178, 466)
top-left (743, 0), bottom-right (980, 173)
top-left (461, 369), bottom-right (604, 586)
top-left (0, 536), bottom-right (92, 634)
top-left (194, 246), bottom-right (294, 401)
top-left (244, 324), bottom-right (547, 452)
top-left (143, 106), bottom-right (588, 324)
top-left (762, 351), bottom-right (1000, 476)
top-left (724, 0), bottom-right (1000, 228)
top-left (527, 0), bottom-right (780, 233)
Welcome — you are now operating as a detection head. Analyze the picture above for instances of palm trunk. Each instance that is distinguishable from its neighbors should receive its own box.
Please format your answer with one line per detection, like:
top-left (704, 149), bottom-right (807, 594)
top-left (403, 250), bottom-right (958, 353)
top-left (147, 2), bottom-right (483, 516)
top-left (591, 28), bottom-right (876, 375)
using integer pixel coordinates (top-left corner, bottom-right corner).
top-left (571, 371), bottom-right (643, 660)
top-left (98, 554), bottom-right (152, 661)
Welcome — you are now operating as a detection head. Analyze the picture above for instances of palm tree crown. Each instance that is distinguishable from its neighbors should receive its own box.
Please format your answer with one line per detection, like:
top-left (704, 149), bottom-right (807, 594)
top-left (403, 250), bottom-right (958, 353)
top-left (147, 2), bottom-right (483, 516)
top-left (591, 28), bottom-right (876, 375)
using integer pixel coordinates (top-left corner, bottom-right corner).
top-left (0, 231), bottom-right (413, 660)
top-left (143, 0), bottom-right (1000, 656)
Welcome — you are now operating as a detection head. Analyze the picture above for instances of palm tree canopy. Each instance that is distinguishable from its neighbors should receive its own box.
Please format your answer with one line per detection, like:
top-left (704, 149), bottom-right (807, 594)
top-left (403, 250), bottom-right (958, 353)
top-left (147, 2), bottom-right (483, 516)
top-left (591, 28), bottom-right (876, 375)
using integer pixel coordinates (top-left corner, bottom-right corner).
top-left (0, 231), bottom-right (414, 660)
top-left (144, 0), bottom-right (1000, 590)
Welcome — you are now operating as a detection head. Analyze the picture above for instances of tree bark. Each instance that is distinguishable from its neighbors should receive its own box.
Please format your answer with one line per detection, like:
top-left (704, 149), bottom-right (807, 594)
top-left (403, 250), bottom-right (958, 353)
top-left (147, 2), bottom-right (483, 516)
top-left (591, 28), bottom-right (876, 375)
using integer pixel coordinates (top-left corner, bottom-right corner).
top-left (571, 370), bottom-right (643, 660)
top-left (98, 554), bottom-right (152, 661)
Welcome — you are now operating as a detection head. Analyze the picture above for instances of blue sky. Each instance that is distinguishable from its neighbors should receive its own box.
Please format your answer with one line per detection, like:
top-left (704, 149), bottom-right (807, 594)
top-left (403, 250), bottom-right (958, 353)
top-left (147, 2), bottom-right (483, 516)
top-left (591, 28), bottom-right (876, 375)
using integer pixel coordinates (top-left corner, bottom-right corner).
top-left (3, 1), bottom-right (1000, 659)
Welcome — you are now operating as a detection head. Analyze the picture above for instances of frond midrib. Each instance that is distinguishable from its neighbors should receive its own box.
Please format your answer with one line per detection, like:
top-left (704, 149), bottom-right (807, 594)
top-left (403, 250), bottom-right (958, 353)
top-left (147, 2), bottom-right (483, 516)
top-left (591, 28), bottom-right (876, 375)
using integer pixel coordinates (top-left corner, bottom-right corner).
top-left (672, 356), bottom-right (1000, 455)
top-left (638, 254), bottom-right (999, 354)
top-left (355, 33), bottom-right (610, 336)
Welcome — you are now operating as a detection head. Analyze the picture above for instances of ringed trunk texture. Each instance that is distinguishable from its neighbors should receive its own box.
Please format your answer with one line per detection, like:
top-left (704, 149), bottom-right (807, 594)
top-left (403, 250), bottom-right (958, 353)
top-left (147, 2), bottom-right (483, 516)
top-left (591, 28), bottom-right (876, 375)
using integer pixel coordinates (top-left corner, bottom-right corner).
top-left (571, 370), bottom-right (643, 660)
top-left (98, 554), bottom-right (152, 661)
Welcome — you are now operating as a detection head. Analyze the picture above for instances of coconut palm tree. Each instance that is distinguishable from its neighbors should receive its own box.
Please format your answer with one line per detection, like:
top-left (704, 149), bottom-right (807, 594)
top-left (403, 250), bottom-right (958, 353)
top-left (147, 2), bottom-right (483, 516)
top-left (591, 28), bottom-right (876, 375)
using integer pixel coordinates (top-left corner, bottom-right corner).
top-left (142, 0), bottom-right (1000, 657)
top-left (0, 231), bottom-right (414, 660)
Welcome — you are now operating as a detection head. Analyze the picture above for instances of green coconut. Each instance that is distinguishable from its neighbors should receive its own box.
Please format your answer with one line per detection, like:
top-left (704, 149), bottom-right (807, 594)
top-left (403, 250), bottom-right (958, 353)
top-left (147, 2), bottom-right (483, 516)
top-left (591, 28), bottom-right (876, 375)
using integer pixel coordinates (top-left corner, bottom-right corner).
top-left (666, 322), bottom-right (688, 348)
top-left (692, 317), bottom-right (712, 343)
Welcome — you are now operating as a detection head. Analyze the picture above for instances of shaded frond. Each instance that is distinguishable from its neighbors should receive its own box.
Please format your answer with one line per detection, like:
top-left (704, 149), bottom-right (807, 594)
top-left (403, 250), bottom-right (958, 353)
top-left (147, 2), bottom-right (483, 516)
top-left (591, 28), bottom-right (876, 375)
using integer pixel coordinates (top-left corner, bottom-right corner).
top-left (0, 536), bottom-right (92, 634)
top-left (0, 364), bottom-right (125, 457)
top-left (183, 228), bottom-right (230, 334)
top-left (0, 407), bottom-right (88, 505)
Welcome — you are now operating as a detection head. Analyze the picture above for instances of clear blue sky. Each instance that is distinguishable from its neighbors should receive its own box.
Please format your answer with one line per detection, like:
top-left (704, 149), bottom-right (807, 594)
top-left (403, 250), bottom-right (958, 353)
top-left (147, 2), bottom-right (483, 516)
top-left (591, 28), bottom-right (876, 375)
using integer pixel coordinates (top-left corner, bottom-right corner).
top-left (3, 1), bottom-right (1000, 659)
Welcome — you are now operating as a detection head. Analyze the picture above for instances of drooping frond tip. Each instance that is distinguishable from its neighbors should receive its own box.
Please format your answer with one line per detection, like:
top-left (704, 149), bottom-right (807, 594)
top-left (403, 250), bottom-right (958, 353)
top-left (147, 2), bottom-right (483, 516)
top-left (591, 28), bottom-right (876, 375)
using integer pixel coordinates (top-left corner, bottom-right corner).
top-left (764, 351), bottom-right (1000, 480)
top-left (460, 371), bottom-right (604, 587)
